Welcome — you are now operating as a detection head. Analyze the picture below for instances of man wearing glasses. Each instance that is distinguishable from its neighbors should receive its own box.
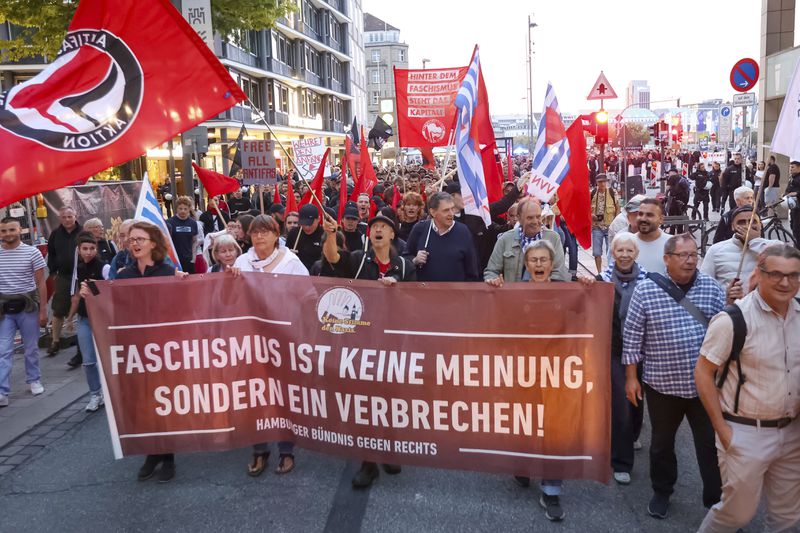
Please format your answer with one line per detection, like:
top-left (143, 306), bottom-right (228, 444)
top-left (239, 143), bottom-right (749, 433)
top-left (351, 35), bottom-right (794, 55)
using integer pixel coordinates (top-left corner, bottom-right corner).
top-left (695, 243), bottom-right (800, 532)
top-left (622, 233), bottom-right (726, 520)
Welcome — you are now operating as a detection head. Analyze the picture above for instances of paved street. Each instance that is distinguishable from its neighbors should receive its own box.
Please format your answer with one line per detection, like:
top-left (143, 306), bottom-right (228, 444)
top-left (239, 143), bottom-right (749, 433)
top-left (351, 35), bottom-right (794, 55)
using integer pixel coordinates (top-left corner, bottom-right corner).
top-left (0, 342), bottom-right (769, 533)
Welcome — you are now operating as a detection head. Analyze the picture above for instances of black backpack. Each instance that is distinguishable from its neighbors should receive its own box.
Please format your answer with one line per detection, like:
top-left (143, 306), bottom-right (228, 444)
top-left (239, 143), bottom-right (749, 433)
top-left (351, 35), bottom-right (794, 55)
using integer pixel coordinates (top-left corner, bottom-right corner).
top-left (716, 298), bottom-right (800, 413)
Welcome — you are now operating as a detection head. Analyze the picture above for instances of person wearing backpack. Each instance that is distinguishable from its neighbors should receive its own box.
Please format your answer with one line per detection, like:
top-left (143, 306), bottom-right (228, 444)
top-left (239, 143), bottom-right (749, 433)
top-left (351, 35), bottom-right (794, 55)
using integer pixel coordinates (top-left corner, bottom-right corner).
top-left (695, 243), bottom-right (800, 532)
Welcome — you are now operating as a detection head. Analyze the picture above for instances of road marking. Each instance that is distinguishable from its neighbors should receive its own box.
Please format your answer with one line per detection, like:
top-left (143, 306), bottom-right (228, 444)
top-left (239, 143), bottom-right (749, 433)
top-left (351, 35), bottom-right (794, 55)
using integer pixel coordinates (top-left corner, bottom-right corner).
top-left (459, 448), bottom-right (593, 461)
top-left (384, 330), bottom-right (593, 339)
top-left (108, 316), bottom-right (291, 330)
top-left (119, 427), bottom-right (235, 439)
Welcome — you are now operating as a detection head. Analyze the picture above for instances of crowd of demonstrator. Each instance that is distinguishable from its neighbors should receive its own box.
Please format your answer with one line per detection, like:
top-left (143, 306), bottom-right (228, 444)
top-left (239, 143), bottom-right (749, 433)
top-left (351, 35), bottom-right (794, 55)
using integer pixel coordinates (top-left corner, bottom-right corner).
top-left (0, 153), bottom-right (798, 531)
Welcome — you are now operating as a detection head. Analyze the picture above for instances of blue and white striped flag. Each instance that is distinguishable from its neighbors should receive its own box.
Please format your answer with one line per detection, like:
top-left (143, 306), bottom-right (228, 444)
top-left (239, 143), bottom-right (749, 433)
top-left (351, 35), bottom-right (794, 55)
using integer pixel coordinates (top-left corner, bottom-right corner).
top-left (454, 48), bottom-right (491, 226)
top-left (527, 83), bottom-right (571, 202)
top-left (134, 174), bottom-right (182, 270)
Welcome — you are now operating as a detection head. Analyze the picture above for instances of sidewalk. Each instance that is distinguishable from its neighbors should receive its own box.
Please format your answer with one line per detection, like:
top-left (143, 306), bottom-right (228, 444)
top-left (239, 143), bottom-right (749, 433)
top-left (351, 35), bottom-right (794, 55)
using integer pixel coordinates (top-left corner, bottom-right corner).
top-left (0, 340), bottom-right (88, 449)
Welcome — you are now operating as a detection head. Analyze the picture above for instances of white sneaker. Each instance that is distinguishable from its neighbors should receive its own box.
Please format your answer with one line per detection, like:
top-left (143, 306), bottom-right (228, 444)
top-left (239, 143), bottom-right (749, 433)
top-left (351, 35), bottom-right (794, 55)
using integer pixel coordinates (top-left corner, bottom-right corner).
top-left (30, 381), bottom-right (44, 396)
top-left (633, 439), bottom-right (643, 451)
top-left (0, 394), bottom-right (8, 407)
top-left (85, 393), bottom-right (104, 412)
top-left (613, 472), bottom-right (631, 485)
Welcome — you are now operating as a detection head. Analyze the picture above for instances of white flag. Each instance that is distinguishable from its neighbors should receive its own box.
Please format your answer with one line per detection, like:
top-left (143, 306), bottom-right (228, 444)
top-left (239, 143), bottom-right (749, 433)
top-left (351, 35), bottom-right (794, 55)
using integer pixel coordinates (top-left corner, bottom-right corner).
top-left (771, 58), bottom-right (800, 160)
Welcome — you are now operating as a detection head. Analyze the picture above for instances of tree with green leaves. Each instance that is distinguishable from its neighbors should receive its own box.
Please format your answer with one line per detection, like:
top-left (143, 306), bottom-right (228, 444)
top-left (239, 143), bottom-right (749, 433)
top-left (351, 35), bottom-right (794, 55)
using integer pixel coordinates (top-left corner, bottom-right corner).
top-left (0, 0), bottom-right (294, 62)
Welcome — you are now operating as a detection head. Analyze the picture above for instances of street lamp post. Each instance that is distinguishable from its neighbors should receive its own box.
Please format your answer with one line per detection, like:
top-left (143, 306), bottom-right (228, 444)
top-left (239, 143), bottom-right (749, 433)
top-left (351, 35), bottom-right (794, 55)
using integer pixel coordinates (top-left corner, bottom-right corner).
top-left (527, 17), bottom-right (537, 156)
top-left (422, 58), bottom-right (430, 69)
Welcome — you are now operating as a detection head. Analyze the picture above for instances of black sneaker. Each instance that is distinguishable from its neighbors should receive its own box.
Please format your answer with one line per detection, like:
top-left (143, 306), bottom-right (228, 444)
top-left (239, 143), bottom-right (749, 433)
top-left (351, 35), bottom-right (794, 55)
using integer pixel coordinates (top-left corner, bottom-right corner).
top-left (382, 464), bottom-right (401, 475)
top-left (158, 461), bottom-right (175, 483)
top-left (46, 340), bottom-right (60, 357)
top-left (539, 494), bottom-right (565, 521)
top-left (514, 476), bottom-right (531, 488)
top-left (647, 493), bottom-right (669, 519)
top-left (351, 461), bottom-right (379, 488)
top-left (67, 352), bottom-right (82, 369)
top-left (137, 455), bottom-right (161, 481)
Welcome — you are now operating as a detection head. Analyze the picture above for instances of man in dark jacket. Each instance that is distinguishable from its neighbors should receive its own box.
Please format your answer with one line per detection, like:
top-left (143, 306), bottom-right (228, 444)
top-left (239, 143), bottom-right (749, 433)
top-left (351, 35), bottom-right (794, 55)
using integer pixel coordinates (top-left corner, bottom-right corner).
top-left (786, 160), bottom-right (800, 247)
top-left (46, 206), bottom-right (82, 357)
top-left (720, 154), bottom-right (744, 210)
top-left (403, 192), bottom-right (479, 282)
top-left (285, 204), bottom-right (324, 270)
top-left (709, 161), bottom-right (723, 212)
top-left (690, 162), bottom-right (711, 220)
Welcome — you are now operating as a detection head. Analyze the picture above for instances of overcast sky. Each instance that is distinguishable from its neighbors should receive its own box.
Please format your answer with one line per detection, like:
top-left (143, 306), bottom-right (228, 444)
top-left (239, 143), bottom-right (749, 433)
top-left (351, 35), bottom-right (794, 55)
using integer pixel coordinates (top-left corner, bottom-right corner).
top-left (363, 0), bottom-right (771, 115)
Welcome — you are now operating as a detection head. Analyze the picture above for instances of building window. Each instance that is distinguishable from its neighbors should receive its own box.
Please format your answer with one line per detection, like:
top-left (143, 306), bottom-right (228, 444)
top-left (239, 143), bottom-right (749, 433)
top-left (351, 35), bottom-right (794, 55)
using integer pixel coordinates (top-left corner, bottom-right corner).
top-left (398, 49), bottom-right (405, 62)
top-left (331, 58), bottom-right (341, 82)
top-left (304, 45), bottom-right (321, 76)
top-left (273, 33), bottom-right (295, 67)
top-left (371, 50), bottom-right (381, 62)
top-left (235, 72), bottom-right (262, 110)
top-left (277, 84), bottom-right (289, 114)
top-left (268, 83), bottom-right (275, 111)
top-left (228, 29), bottom-right (257, 55)
top-left (300, 89), bottom-right (321, 118)
top-left (371, 91), bottom-right (380, 105)
top-left (371, 69), bottom-right (380, 84)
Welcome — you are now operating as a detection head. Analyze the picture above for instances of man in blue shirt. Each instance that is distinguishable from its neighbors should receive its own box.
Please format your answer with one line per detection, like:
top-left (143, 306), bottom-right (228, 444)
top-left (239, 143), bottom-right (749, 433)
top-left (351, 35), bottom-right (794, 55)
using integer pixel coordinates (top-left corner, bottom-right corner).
top-left (166, 196), bottom-right (198, 273)
top-left (403, 192), bottom-right (479, 282)
top-left (622, 233), bottom-right (725, 520)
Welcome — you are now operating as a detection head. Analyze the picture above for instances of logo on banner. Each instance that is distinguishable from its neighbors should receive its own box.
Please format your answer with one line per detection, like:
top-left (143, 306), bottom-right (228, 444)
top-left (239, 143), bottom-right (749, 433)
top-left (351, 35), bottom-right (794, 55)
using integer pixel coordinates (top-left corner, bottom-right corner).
top-left (317, 287), bottom-right (372, 334)
top-left (421, 119), bottom-right (446, 144)
top-left (0, 30), bottom-right (143, 151)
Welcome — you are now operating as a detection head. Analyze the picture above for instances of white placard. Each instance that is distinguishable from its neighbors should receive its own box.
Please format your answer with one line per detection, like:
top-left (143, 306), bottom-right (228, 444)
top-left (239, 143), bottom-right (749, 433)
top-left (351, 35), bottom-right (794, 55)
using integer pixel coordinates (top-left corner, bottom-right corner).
top-left (718, 105), bottom-right (733, 144)
top-left (291, 137), bottom-right (331, 179)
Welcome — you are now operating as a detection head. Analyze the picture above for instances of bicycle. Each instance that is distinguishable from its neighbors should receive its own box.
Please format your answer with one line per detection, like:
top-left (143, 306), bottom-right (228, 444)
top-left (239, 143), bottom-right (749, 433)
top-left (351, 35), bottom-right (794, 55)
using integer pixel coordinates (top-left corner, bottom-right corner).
top-left (759, 200), bottom-right (797, 246)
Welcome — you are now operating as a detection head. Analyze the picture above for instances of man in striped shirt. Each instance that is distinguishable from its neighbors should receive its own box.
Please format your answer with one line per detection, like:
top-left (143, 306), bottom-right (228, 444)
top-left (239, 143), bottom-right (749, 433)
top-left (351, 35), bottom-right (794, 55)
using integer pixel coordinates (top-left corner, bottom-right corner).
top-left (0, 217), bottom-right (49, 406)
top-left (622, 233), bottom-right (725, 520)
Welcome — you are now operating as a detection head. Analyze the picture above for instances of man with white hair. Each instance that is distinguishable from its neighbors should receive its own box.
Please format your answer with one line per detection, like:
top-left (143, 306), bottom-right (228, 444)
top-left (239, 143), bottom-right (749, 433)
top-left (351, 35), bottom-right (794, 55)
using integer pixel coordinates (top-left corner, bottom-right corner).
top-left (712, 186), bottom-right (754, 244)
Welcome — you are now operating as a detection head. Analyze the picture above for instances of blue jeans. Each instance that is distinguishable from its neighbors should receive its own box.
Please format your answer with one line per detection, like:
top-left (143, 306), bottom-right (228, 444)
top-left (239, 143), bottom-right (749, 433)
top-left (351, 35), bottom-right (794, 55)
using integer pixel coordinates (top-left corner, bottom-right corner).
top-left (77, 316), bottom-right (101, 395)
top-left (0, 310), bottom-right (41, 396)
top-left (592, 227), bottom-right (609, 257)
top-left (558, 219), bottom-right (578, 272)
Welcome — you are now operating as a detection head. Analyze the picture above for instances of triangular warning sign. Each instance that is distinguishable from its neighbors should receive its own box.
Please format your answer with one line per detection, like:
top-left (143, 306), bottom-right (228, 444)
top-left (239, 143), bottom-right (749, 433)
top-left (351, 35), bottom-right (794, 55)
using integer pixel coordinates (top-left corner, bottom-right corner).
top-left (587, 71), bottom-right (618, 100)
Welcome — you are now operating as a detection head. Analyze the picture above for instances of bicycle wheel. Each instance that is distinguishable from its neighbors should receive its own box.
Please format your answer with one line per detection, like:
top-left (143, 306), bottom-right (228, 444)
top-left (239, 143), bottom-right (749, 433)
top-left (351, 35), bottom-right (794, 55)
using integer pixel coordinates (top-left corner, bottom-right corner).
top-left (767, 225), bottom-right (797, 246)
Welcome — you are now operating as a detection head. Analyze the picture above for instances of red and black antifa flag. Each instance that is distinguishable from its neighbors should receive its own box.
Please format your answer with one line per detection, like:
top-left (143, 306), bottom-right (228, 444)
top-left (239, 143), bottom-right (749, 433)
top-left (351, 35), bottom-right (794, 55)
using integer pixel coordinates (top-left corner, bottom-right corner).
top-left (0, 0), bottom-right (247, 207)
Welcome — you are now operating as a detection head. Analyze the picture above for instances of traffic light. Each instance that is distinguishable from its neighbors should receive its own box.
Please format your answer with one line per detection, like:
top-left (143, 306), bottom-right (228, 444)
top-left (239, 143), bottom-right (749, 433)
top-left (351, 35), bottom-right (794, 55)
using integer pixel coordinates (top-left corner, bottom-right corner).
top-left (594, 110), bottom-right (608, 145)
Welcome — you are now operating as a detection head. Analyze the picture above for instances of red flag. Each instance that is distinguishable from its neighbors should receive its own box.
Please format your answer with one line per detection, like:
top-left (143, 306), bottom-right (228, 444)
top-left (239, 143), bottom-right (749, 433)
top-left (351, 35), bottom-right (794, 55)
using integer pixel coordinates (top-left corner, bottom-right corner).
top-left (0, 0), bottom-right (246, 208)
top-left (420, 146), bottom-right (436, 170)
top-left (474, 65), bottom-right (503, 203)
top-left (337, 170), bottom-right (348, 223)
top-left (192, 163), bottom-right (239, 198)
top-left (358, 127), bottom-right (378, 198)
top-left (285, 175), bottom-right (298, 214)
top-left (273, 180), bottom-right (281, 206)
top-left (557, 122), bottom-right (592, 250)
top-left (300, 148), bottom-right (330, 218)
top-left (391, 186), bottom-right (402, 210)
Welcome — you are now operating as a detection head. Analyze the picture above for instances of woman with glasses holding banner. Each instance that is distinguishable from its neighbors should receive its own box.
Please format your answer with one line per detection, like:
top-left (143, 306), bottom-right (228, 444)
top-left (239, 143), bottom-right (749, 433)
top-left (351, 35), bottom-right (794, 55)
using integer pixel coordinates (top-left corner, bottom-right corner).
top-left (115, 221), bottom-right (178, 482)
top-left (233, 214), bottom-right (306, 476)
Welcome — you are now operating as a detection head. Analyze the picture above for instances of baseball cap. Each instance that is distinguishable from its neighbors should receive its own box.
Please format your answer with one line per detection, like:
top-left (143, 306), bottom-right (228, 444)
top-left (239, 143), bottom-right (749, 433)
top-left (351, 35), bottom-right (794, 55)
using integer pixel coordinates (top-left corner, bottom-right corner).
top-left (268, 204), bottom-right (285, 215)
top-left (298, 204), bottom-right (319, 226)
top-left (624, 194), bottom-right (647, 213)
top-left (343, 205), bottom-right (360, 220)
top-left (595, 174), bottom-right (608, 182)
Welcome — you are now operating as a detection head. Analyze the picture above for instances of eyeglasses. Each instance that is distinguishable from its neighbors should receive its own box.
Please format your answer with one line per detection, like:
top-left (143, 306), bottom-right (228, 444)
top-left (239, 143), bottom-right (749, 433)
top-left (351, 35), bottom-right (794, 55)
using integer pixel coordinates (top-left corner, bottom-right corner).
top-left (527, 257), bottom-right (551, 265)
top-left (667, 252), bottom-right (699, 261)
top-left (127, 237), bottom-right (151, 244)
top-left (759, 268), bottom-right (800, 283)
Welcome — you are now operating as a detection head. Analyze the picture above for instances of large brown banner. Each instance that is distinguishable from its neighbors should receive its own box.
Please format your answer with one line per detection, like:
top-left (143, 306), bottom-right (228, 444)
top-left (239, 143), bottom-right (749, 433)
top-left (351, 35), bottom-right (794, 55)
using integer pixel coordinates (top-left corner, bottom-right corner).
top-left (87, 275), bottom-right (613, 482)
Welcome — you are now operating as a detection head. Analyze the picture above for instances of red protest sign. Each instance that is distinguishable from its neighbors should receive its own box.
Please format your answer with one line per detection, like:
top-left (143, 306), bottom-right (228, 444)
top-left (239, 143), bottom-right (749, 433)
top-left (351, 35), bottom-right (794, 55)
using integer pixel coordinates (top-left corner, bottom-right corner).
top-left (394, 66), bottom-right (468, 149)
top-left (87, 275), bottom-right (613, 482)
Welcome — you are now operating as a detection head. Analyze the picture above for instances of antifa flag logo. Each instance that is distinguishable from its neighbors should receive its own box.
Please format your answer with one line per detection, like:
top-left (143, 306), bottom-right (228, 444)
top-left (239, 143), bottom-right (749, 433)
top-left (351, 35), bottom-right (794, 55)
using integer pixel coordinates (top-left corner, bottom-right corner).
top-left (0, 30), bottom-right (143, 152)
